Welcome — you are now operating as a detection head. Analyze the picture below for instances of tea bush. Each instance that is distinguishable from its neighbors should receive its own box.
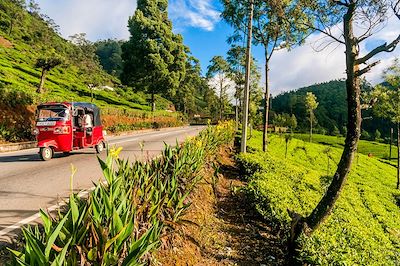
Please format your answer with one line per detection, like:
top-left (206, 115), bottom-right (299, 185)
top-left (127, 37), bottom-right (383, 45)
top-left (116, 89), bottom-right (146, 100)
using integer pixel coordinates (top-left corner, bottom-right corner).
top-left (293, 133), bottom-right (396, 162)
top-left (8, 121), bottom-right (235, 265)
top-left (238, 131), bottom-right (400, 265)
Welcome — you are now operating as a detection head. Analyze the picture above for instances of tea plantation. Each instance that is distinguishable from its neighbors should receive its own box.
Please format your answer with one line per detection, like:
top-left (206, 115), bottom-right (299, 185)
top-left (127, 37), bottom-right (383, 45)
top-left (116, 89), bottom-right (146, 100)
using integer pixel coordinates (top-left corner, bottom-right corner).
top-left (293, 133), bottom-right (396, 161)
top-left (238, 131), bottom-right (400, 265)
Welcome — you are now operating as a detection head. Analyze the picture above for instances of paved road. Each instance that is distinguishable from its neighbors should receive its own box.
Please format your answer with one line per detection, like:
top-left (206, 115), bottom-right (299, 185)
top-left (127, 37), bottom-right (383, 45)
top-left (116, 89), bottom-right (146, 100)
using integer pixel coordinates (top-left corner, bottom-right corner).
top-left (0, 126), bottom-right (203, 242)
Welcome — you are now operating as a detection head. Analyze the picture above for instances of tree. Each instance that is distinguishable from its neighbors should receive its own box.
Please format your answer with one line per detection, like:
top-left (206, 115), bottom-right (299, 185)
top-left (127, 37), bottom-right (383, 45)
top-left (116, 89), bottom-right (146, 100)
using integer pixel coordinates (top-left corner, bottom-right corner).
top-left (305, 92), bottom-right (318, 142)
top-left (202, 84), bottom-right (220, 119)
top-left (27, 0), bottom-right (40, 16)
top-left (69, 33), bottom-right (105, 90)
top-left (34, 57), bottom-right (62, 93)
top-left (94, 39), bottom-right (124, 77)
top-left (332, 126), bottom-right (340, 136)
top-left (222, 0), bottom-right (308, 152)
top-left (175, 54), bottom-right (202, 115)
top-left (290, 114), bottom-right (298, 132)
top-left (206, 56), bottom-right (232, 120)
top-left (374, 129), bottom-right (381, 141)
top-left (290, 0), bottom-right (400, 254)
top-left (7, 0), bottom-right (25, 36)
top-left (371, 59), bottom-right (400, 188)
top-left (121, 0), bottom-right (186, 111)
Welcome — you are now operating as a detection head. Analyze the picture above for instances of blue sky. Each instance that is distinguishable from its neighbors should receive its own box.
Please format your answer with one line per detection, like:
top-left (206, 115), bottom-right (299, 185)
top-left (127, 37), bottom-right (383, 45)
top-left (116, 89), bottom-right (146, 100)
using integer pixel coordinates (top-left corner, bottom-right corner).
top-left (36, 0), bottom-right (400, 95)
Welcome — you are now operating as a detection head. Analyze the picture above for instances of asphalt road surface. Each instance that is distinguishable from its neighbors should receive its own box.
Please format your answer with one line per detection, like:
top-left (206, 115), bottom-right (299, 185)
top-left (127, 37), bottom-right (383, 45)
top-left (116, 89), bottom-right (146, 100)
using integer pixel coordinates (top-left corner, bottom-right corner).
top-left (0, 126), bottom-right (203, 242)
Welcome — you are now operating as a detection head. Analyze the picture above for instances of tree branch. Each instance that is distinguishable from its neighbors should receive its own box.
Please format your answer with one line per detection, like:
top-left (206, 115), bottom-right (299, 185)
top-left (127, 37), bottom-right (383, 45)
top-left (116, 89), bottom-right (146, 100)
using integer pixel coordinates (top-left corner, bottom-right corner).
top-left (355, 60), bottom-right (381, 77)
top-left (267, 34), bottom-right (279, 62)
top-left (298, 22), bottom-right (345, 44)
top-left (393, 0), bottom-right (400, 19)
top-left (356, 34), bottom-right (400, 64)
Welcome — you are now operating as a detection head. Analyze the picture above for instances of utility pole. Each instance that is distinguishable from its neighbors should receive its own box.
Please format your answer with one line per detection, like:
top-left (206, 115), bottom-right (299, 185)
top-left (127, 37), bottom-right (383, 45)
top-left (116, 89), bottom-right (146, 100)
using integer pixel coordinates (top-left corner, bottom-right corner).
top-left (240, 0), bottom-right (254, 153)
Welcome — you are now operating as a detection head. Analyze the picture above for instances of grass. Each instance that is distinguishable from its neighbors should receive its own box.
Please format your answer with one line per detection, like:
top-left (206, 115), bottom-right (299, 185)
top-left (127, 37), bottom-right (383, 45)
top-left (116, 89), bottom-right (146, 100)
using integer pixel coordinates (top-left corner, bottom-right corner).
top-left (238, 131), bottom-right (400, 265)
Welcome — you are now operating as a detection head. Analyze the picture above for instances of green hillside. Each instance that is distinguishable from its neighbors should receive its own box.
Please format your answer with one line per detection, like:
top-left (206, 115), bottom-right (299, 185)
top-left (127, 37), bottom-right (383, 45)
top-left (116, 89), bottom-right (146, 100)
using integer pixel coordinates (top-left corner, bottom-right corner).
top-left (0, 0), bottom-right (172, 111)
top-left (0, 0), bottom-right (185, 142)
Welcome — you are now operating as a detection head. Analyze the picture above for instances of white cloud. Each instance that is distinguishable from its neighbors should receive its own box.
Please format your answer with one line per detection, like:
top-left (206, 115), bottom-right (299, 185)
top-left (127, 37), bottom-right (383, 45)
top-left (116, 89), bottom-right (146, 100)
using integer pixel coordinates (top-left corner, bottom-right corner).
top-left (169, 0), bottom-right (220, 31)
top-left (36, 0), bottom-right (137, 41)
top-left (268, 14), bottom-right (400, 95)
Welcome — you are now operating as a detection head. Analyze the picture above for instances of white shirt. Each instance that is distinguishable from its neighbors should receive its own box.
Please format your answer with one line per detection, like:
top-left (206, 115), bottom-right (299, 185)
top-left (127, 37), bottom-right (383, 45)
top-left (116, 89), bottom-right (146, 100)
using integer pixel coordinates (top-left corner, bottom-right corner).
top-left (84, 114), bottom-right (92, 128)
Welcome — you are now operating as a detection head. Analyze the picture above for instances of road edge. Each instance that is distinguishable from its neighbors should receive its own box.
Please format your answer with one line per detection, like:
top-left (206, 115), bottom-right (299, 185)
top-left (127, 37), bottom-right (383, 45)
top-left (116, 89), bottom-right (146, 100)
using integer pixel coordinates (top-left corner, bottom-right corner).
top-left (0, 125), bottom-right (190, 153)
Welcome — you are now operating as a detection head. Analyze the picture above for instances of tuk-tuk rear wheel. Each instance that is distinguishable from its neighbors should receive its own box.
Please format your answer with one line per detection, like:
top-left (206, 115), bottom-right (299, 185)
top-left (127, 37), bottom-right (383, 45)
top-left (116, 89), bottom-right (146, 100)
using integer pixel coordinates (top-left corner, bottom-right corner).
top-left (95, 141), bottom-right (105, 154)
top-left (39, 147), bottom-right (53, 161)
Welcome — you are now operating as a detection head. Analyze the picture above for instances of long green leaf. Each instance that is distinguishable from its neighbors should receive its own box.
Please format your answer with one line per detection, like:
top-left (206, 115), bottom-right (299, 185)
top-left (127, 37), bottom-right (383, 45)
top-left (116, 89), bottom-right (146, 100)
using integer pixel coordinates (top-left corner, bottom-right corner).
top-left (45, 210), bottom-right (70, 258)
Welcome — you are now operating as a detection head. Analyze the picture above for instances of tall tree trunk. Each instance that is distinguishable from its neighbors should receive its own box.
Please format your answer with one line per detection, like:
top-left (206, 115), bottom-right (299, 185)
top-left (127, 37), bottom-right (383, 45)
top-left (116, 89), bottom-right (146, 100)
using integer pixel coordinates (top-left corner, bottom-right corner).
top-left (235, 98), bottom-right (239, 131)
top-left (37, 68), bottom-right (47, 94)
top-left (390, 127), bottom-right (393, 160)
top-left (151, 91), bottom-right (155, 112)
top-left (262, 52), bottom-right (270, 152)
top-left (397, 123), bottom-right (400, 189)
top-left (291, 1), bottom-right (361, 252)
top-left (220, 78), bottom-right (223, 120)
top-left (309, 112), bottom-right (313, 142)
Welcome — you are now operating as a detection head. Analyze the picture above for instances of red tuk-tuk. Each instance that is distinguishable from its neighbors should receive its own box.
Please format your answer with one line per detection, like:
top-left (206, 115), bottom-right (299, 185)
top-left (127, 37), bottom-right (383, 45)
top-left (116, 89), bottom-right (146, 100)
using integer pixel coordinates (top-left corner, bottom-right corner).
top-left (34, 102), bottom-right (106, 161)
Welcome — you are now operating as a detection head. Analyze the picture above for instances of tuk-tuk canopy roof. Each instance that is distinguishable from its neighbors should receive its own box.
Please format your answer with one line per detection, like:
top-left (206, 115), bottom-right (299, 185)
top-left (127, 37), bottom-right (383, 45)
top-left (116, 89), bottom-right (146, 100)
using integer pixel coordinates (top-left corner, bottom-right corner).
top-left (38, 102), bottom-right (102, 126)
top-left (72, 102), bottom-right (101, 126)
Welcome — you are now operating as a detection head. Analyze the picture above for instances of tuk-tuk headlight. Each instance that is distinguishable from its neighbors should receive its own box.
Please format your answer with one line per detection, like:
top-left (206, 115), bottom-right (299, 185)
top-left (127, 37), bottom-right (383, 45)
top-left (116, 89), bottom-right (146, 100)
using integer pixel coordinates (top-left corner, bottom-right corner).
top-left (33, 128), bottom-right (39, 135)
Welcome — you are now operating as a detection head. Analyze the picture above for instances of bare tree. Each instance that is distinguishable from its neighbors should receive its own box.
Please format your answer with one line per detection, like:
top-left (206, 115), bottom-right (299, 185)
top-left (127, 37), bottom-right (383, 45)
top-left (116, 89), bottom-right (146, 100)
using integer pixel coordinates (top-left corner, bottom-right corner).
top-left (290, 0), bottom-right (400, 255)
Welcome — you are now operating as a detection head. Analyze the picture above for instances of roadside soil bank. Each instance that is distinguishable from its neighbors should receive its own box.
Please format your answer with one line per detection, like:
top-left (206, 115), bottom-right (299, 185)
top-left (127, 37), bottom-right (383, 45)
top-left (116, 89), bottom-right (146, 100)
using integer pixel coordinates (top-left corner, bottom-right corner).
top-left (154, 146), bottom-right (288, 266)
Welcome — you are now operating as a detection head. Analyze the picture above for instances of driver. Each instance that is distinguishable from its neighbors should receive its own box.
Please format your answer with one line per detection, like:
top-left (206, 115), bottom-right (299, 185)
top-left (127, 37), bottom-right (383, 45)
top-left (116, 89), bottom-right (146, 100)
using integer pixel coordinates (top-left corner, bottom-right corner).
top-left (84, 113), bottom-right (93, 128)
top-left (83, 111), bottom-right (93, 135)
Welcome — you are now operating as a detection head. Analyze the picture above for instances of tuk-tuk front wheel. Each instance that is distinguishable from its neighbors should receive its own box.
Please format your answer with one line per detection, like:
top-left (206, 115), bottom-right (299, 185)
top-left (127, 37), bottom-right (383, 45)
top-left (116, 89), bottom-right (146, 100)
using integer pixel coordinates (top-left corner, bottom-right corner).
top-left (39, 147), bottom-right (53, 161)
top-left (95, 141), bottom-right (105, 154)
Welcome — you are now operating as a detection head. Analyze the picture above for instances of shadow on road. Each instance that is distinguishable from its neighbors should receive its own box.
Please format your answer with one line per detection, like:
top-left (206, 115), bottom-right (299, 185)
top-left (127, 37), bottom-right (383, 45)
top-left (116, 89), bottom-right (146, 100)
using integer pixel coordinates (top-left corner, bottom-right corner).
top-left (0, 151), bottom-right (99, 163)
top-left (0, 153), bottom-right (42, 163)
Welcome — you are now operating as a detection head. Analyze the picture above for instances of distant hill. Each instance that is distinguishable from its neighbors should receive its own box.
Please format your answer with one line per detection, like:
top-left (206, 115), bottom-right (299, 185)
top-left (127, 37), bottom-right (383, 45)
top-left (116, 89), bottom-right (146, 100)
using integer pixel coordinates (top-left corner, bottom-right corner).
top-left (272, 80), bottom-right (348, 134)
top-left (272, 80), bottom-right (393, 139)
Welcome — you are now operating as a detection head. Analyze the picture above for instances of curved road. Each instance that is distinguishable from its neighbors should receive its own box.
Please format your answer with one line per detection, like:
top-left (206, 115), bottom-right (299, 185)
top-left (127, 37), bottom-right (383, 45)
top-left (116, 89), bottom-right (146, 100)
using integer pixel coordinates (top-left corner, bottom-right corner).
top-left (0, 126), bottom-right (203, 243)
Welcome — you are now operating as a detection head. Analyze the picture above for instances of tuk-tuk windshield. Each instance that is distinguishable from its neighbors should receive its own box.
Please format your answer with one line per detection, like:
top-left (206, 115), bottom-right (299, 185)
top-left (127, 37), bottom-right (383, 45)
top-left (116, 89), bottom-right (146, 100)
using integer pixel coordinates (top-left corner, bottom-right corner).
top-left (37, 106), bottom-right (70, 121)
